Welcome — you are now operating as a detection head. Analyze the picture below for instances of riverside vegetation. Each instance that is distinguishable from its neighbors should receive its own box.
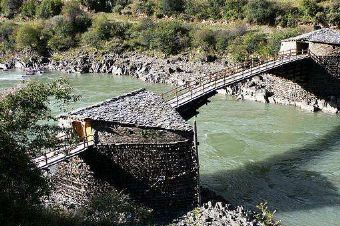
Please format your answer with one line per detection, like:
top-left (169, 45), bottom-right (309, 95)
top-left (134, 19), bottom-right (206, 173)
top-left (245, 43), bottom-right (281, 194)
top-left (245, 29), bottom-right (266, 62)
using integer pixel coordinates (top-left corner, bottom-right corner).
top-left (1, 0), bottom-right (338, 226)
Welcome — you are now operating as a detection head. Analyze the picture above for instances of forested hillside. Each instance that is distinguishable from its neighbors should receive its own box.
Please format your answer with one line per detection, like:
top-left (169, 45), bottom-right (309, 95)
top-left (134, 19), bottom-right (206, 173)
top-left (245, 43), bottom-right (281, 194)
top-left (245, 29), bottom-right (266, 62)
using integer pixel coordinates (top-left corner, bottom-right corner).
top-left (0, 0), bottom-right (339, 61)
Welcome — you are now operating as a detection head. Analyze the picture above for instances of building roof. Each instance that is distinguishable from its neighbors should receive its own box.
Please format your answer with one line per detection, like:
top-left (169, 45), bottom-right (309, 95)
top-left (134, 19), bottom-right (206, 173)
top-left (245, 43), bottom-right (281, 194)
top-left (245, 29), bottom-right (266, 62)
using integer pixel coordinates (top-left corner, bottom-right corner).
top-left (282, 28), bottom-right (340, 45)
top-left (69, 89), bottom-right (192, 132)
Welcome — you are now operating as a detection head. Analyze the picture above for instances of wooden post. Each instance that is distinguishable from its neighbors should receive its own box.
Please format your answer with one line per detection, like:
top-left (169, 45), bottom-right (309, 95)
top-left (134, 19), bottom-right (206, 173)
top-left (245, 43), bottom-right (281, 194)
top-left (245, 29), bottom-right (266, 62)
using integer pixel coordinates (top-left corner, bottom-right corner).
top-left (193, 119), bottom-right (200, 205)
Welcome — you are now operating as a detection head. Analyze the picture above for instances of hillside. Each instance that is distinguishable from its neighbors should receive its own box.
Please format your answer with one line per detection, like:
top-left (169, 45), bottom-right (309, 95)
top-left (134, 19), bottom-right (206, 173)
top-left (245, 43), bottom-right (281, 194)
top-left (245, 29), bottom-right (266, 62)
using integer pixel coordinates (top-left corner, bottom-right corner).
top-left (0, 0), bottom-right (339, 63)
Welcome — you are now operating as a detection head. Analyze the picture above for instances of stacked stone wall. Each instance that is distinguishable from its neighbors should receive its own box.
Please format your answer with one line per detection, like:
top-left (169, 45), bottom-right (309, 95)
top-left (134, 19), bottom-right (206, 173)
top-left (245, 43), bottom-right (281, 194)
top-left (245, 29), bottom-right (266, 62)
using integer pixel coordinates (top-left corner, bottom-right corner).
top-left (93, 140), bottom-right (199, 212)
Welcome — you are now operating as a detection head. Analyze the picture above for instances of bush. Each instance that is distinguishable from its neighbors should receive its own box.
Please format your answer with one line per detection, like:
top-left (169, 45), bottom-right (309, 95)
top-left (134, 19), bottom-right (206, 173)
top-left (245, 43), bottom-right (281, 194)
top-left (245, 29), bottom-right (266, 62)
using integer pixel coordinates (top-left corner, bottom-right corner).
top-left (62, 1), bottom-right (91, 34)
top-left (0, 0), bottom-right (23, 18)
top-left (267, 29), bottom-right (301, 55)
top-left (245, 0), bottom-right (277, 25)
top-left (185, 0), bottom-right (210, 20)
top-left (81, 15), bottom-right (113, 48)
top-left (0, 21), bottom-right (17, 52)
top-left (228, 31), bottom-right (268, 62)
top-left (151, 21), bottom-right (190, 55)
top-left (16, 23), bottom-right (43, 52)
top-left (20, 0), bottom-right (37, 18)
top-left (36, 0), bottom-right (62, 19)
top-left (300, 0), bottom-right (321, 18)
top-left (224, 0), bottom-right (247, 20)
top-left (191, 28), bottom-right (216, 51)
top-left (327, 2), bottom-right (340, 28)
top-left (159, 0), bottom-right (185, 16)
top-left (81, 191), bottom-right (153, 226)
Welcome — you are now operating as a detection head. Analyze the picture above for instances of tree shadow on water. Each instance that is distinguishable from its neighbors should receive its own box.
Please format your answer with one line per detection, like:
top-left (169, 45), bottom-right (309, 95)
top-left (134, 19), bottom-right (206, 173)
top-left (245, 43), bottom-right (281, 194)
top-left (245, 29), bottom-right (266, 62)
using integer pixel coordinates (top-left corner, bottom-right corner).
top-left (201, 124), bottom-right (340, 213)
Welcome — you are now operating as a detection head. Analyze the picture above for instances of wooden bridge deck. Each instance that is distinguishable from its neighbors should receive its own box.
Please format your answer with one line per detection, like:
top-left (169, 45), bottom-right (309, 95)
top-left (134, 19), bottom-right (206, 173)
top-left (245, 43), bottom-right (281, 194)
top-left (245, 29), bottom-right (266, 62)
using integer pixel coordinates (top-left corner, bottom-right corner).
top-left (163, 51), bottom-right (309, 110)
top-left (33, 139), bottom-right (94, 169)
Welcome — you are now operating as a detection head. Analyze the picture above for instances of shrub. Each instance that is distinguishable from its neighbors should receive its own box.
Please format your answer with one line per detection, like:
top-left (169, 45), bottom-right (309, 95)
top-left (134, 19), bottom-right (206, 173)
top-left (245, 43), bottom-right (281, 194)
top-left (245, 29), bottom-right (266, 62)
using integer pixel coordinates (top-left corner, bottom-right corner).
top-left (191, 28), bottom-right (216, 51)
top-left (16, 23), bottom-right (42, 51)
top-left (185, 0), bottom-right (210, 20)
top-left (0, 21), bottom-right (17, 52)
top-left (224, 0), bottom-right (247, 20)
top-left (159, 0), bottom-right (185, 16)
top-left (151, 21), bottom-right (190, 55)
top-left (245, 0), bottom-right (277, 25)
top-left (20, 0), bottom-right (37, 18)
top-left (327, 2), bottom-right (340, 28)
top-left (62, 1), bottom-right (91, 34)
top-left (81, 191), bottom-right (153, 225)
top-left (267, 29), bottom-right (301, 55)
top-left (300, 0), bottom-right (321, 18)
top-left (0, 0), bottom-right (23, 18)
top-left (81, 15), bottom-right (113, 48)
top-left (36, 0), bottom-right (62, 19)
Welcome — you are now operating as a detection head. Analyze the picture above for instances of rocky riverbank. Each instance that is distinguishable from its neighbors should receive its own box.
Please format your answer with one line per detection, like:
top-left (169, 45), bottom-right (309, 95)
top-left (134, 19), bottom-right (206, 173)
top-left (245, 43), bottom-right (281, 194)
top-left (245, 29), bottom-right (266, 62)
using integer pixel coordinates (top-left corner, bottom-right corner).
top-left (1, 51), bottom-right (226, 86)
top-left (2, 51), bottom-right (340, 115)
top-left (223, 74), bottom-right (340, 114)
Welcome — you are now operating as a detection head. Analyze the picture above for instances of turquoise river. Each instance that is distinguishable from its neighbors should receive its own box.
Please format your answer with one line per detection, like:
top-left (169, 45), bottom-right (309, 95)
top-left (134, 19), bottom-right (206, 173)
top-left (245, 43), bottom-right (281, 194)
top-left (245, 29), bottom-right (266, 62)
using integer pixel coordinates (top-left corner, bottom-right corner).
top-left (1, 71), bottom-right (340, 226)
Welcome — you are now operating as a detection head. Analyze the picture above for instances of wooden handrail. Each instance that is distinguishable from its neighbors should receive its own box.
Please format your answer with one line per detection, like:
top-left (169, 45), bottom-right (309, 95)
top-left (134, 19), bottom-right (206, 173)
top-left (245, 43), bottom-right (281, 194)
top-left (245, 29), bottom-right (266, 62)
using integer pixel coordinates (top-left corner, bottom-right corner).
top-left (164, 50), bottom-right (308, 108)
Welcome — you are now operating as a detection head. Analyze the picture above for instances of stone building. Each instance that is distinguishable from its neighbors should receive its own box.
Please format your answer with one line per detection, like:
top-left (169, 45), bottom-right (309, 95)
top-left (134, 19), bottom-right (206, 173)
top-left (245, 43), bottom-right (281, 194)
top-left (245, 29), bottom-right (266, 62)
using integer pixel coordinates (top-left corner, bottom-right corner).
top-left (54, 89), bottom-right (200, 214)
top-left (280, 28), bottom-right (340, 55)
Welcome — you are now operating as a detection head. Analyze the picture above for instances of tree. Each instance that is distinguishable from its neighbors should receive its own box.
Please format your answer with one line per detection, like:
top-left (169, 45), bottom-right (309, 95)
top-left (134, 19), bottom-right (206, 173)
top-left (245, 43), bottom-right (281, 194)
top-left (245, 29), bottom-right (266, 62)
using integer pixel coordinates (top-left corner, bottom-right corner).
top-left (15, 23), bottom-right (49, 54)
top-left (301, 0), bottom-right (321, 18)
top-left (0, 79), bottom-right (78, 226)
top-left (159, 0), bottom-right (185, 16)
top-left (0, 21), bottom-right (17, 52)
top-left (36, 0), bottom-right (62, 19)
top-left (245, 0), bottom-right (277, 25)
top-left (0, 0), bottom-right (23, 18)
top-left (62, 1), bottom-right (91, 34)
top-left (20, 0), bottom-right (37, 18)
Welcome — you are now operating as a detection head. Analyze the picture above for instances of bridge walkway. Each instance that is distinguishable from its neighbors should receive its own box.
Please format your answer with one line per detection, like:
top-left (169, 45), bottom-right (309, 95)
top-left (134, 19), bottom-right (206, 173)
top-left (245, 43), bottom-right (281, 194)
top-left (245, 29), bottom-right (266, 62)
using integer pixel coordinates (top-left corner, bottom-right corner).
top-left (162, 50), bottom-right (309, 109)
top-left (33, 135), bottom-right (94, 169)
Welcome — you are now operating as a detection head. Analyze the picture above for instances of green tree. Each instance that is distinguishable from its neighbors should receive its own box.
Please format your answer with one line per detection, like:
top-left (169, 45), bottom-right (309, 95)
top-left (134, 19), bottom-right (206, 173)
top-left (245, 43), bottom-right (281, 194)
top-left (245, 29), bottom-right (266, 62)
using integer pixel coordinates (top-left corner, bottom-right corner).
top-left (36, 0), bottom-right (62, 19)
top-left (15, 24), bottom-right (42, 51)
top-left (245, 0), bottom-right (277, 25)
top-left (20, 0), bottom-right (37, 18)
top-left (0, 21), bottom-right (17, 52)
top-left (0, 79), bottom-right (78, 226)
top-left (159, 0), bottom-right (185, 16)
top-left (62, 1), bottom-right (91, 34)
top-left (301, 0), bottom-right (321, 18)
top-left (0, 0), bottom-right (23, 18)
top-left (151, 21), bottom-right (190, 55)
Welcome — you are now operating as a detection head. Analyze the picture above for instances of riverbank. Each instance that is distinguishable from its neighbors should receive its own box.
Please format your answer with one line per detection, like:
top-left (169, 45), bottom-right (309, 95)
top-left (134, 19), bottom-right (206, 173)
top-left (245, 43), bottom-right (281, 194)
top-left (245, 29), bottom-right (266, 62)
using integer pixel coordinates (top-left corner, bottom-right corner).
top-left (2, 50), bottom-right (340, 114)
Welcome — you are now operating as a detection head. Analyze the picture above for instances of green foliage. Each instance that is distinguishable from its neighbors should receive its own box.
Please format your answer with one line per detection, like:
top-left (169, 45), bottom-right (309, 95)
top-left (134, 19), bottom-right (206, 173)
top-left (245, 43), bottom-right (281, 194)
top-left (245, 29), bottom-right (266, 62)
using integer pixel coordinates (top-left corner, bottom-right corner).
top-left (191, 28), bottom-right (216, 51)
top-left (82, 191), bottom-right (153, 225)
top-left (327, 2), bottom-right (340, 28)
top-left (62, 1), bottom-right (91, 34)
top-left (0, 79), bottom-right (78, 226)
top-left (150, 21), bottom-right (190, 55)
top-left (159, 0), bottom-right (185, 16)
top-left (301, 0), bottom-right (321, 18)
top-left (224, 0), bottom-right (247, 20)
top-left (0, 21), bottom-right (17, 52)
top-left (36, 0), bottom-right (62, 19)
top-left (267, 29), bottom-right (302, 55)
top-left (15, 23), bottom-right (45, 52)
top-left (0, 0), bottom-right (23, 18)
top-left (255, 202), bottom-right (281, 226)
top-left (80, 0), bottom-right (130, 12)
top-left (228, 31), bottom-right (268, 62)
top-left (245, 0), bottom-right (277, 25)
top-left (20, 0), bottom-right (37, 18)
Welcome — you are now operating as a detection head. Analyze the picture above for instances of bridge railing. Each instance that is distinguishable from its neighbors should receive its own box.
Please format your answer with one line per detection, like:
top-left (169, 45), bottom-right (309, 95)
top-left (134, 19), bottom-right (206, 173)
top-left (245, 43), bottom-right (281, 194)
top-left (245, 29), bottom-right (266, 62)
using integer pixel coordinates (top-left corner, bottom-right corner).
top-left (161, 49), bottom-right (308, 105)
top-left (33, 133), bottom-right (94, 168)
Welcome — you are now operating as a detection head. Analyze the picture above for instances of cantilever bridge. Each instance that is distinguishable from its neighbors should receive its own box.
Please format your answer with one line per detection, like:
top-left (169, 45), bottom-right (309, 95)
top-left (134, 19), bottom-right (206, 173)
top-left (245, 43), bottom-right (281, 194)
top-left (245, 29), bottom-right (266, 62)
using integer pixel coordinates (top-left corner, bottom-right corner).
top-left (34, 50), bottom-right (319, 169)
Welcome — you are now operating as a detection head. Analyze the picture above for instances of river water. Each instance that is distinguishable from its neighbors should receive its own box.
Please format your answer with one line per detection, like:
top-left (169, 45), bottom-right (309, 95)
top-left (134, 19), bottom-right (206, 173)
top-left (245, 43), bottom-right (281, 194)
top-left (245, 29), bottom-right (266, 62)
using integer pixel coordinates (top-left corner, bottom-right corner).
top-left (1, 71), bottom-right (340, 226)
